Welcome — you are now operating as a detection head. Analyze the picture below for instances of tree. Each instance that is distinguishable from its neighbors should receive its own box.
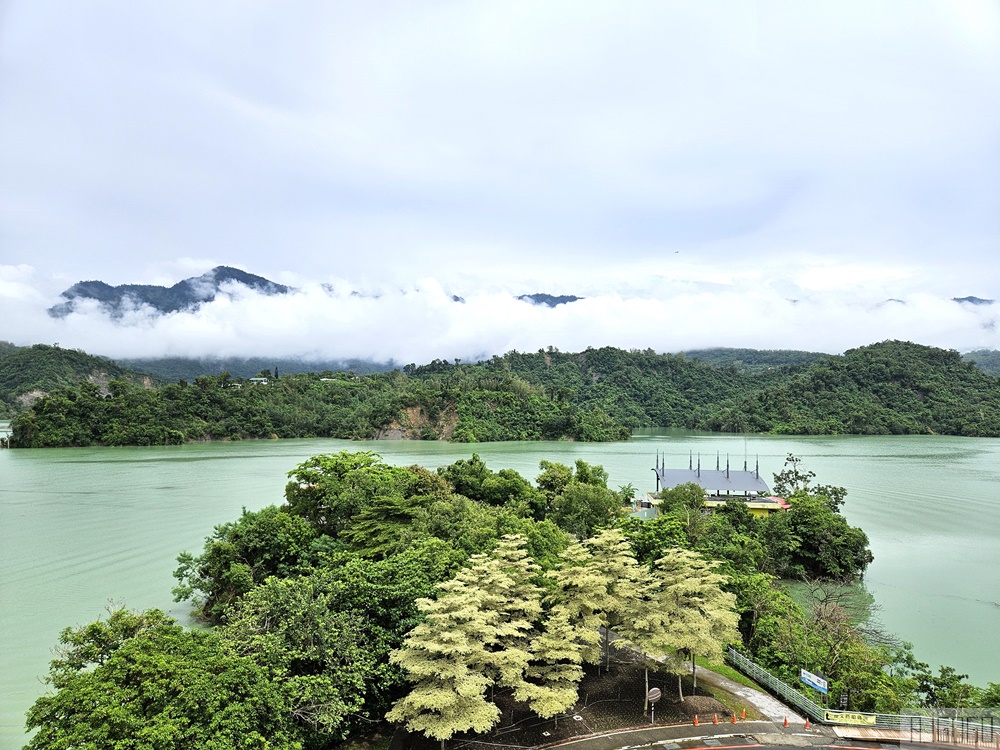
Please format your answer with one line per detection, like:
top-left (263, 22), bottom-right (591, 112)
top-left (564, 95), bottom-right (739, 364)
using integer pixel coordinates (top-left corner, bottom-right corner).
top-left (764, 494), bottom-right (872, 580)
top-left (618, 515), bottom-right (688, 565)
top-left (550, 481), bottom-right (626, 538)
top-left (221, 571), bottom-right (370, 743)
top-left (173, 505), bottom-right (318, 623)
top-left (386, 577), bottom-right (501, 746)
top-left (454, 536), bottom-right (543, 695)
top-left (916, 665), bottom-right (979, 710)
top-left (582, 529), bottom-right (653, 669)
top-left (25, 608), bottom-right (298, 750)
top-left (542, 542), bottom-right (604, 668)
top-left (772, 453), bottom-right (847, 511)
top-left (651, 548), bottom-right (740, 699)
top-left (535, 460), bottom-right (574, 503)
top-left (546, 530), bottom-right (650, 672)
top-left (388, 536), bottom-right (551, 743)
top-left (520, 606), bottom-right (587, 720)
top-left (283, 451), bottom-right (415, 535)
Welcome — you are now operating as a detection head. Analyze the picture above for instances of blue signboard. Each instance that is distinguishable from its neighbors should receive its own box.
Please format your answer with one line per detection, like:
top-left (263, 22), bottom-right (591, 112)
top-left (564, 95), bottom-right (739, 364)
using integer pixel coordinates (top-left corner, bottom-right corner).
top-left (800, 668), bottom-right (829, 694)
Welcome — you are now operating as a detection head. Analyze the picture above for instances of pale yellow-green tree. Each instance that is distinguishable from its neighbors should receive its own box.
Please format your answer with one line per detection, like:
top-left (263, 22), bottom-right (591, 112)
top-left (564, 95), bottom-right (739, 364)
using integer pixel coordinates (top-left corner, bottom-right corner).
top-left (388, 536), bottom-right (546, 745)
top-left (518, 604), bottom-right (587, 720)
top-left (386, 578), bottom-right (500, 747)
top-left (582, 529), bottom-right (653, 670)
top-left (612, 569), bottom-right (681, 712)
top-left (651, 548), bottom-right (740, 700)
top-left (544, 541), bottom-right (606, 667)
top-left (454, 536), bottom-right (543, 695)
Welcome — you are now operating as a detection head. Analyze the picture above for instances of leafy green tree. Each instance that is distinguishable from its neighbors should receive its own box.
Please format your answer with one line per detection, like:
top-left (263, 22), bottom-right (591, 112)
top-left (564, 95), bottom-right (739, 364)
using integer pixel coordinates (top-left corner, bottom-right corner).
top-left (284, 451), bottom-right (415, 535)
top-left (657, 482), bottom-right (705, 512)
top-left (437, 454), bottom-right (492, 500)
top-left (764, 494), bottom-right (872, 580)
top-left (772, 453), bottom-right (847, 511)
top-left (618, 515), bottom-right (688, 565)
top-left (535, 460), bottom-right (574, 503)
top-left (980, 681), bottom-right (1000, 707)
top-left (437, 455), bottom-right (547, 518)
top-left (222, 571), bottom-right (369, 743)
top-left (25, 608), bottom-right (298, 750)
top-left (550, 481), bottom-right (626, 538)
top-left (916, 665), bottom-right (980, 710)
top-left (173, 505), bottom-right (318, 623)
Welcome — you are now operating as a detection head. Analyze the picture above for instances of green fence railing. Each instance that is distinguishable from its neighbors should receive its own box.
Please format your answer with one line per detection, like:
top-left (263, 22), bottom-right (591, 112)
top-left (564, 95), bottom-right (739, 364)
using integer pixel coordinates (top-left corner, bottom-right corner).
top-left (725, 647), bottom-right (825, 722)
top-left (726, 647), bottom-right (1000, 747)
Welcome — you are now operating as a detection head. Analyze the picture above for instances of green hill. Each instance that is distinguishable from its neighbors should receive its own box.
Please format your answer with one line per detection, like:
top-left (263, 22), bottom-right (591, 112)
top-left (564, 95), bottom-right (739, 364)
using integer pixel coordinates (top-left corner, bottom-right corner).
top-left (11, 340), bottom-right (1000, 445)
top-left (116, 356), bottom-right (394, 382)
top-left (963, 349), bottom-right (1000, 378)
top-left (682, 347), bottom-right (829, 372)
top-left (701, 340), bottom-right (1000, 436)
top-left (0, 343), bottom-right (145, 418)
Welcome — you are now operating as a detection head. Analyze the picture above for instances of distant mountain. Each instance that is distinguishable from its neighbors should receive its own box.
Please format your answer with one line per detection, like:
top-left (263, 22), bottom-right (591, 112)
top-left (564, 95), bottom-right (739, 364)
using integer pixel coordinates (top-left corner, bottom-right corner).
top-left (953, 296), bottom-right (995, 306)
top-left (118, 356), bottom-right (395, 382)
top-left (48, 266), bottom-right (291, 318)
top-left (517, 293), bottom-right (582, 307)
top-left (682, 347), bottom-right (828, 372)
top-left (962, 349), bottom-right (1000, 377)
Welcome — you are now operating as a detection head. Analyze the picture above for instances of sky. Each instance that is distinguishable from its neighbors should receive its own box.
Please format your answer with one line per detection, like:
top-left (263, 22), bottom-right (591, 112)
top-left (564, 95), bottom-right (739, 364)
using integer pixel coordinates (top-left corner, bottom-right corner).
top-left (1, 1), bottom-right (999, 364)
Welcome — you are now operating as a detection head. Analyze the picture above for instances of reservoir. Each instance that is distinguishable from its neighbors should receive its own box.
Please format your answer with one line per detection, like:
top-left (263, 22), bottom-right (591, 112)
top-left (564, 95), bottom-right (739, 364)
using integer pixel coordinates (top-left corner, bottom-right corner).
top-left (2, 431), bottom-right (999, 746)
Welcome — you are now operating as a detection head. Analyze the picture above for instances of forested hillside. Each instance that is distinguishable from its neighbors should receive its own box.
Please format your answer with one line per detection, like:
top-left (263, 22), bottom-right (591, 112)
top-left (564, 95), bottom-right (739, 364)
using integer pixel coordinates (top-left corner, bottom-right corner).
top-left (0, 343), bottom-right (142, 418)
top-left (10, 368), bottom-right (630, 447)
top-left (964, 349), bottom-right (1000, 377)
top-left (682, 347), bottom-right (828, 372)
top-left (117, 355), bottom-right (394, 381)
top-left (10, 340), bottom-right (1000, 446)
top-left (701, 341), bottom-right (1000, 436)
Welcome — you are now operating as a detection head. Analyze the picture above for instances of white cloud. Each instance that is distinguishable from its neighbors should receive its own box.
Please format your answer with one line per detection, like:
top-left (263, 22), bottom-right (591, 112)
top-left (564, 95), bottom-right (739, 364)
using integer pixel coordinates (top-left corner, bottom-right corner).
top-left (3, 266), bottom-right (998, 363)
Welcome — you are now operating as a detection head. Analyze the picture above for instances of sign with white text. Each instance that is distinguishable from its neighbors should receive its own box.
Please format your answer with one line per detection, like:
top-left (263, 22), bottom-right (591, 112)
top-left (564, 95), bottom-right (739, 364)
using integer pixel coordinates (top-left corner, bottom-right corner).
top-left (800, 668), bottom-right (829, 694)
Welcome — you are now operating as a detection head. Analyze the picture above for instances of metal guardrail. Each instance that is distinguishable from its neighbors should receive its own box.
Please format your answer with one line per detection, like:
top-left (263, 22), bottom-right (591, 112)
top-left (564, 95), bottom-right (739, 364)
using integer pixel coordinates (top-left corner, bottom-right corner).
top-left (725, 647), bottom-right (825, 721)
top-left (726, 647), bottom-right (1000, 746)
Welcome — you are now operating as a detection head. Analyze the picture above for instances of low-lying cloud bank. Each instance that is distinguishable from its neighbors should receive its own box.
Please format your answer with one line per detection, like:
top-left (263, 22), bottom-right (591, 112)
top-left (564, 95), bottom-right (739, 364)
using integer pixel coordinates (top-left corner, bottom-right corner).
top-left (2, 265), bottom-right (998, 364)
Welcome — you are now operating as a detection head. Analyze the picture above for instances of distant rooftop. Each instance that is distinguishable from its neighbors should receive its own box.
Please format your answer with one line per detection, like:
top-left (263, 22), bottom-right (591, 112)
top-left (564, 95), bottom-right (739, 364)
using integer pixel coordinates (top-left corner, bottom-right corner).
top-left (654, 452), bottom-right (772, 496)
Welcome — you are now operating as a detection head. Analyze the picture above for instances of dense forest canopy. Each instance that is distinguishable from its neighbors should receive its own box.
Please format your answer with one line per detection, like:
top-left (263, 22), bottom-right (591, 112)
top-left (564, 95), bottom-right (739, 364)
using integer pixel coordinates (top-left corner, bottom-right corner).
top-left (963, 349), bottom-right (1000, 377)
top-left (7, 340), bottom-right (1000, 446)
top-left (0, 343), bottom-right (141, 418)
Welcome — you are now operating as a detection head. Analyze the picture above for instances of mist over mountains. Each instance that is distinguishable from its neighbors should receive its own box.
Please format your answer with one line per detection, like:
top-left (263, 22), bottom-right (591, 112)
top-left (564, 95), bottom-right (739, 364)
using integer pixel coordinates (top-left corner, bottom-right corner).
top-left (48, 267), bottom-right (291, 318)
top-left (3, 264), bottom-right (998, 366)
top-left (48, 266), bottom-right (582, 319)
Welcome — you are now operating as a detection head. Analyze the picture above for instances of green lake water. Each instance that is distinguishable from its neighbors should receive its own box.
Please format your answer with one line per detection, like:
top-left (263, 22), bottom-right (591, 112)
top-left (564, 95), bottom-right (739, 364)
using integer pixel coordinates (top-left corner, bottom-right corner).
top-left (2, 431), bottom-right (999, 747)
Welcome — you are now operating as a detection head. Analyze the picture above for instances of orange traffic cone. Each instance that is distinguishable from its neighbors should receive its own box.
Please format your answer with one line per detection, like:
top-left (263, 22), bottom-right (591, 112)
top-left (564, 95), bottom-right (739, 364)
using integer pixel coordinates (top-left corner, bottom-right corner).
top-left (713, 714), bottom-right (719, 725)
top-left (740, 708), bottom-right (746, 720)
top-left (693, 714), bottom-right (699, 726)
top-left (732, 715), bottom-right (737, 724)
top-left (805, 718), bottom-right (811, 729)
top-left (783, 716), bottom-right (789, 728)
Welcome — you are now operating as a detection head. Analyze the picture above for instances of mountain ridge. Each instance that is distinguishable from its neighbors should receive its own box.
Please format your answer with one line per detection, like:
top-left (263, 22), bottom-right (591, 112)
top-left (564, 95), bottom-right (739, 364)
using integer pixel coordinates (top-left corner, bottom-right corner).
top-left (48, 266), bottom-right (292, 318)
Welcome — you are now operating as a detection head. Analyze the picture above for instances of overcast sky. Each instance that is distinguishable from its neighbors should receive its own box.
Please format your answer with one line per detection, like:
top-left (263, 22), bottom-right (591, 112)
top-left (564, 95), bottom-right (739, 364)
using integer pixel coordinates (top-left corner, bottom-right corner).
top-left (2, 1), bottom-right (999, 363)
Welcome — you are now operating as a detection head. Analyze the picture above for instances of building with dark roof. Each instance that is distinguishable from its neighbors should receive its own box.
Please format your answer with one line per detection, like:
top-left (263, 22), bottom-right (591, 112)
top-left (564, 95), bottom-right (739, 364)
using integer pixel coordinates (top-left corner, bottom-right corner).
top-left (652, 452), bottom-right (789, 517)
